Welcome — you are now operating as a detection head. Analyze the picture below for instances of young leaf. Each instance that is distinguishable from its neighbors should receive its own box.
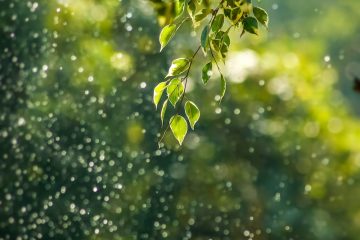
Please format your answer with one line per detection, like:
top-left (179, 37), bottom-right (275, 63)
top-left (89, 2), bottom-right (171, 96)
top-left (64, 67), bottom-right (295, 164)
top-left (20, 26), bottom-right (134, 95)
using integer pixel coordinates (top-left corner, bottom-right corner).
top-left (220, 74), bottom-right (226, 102)
top-left (201, 61), bottom-right (212, 84)
top-left (167, 78), bottom-right (184, 107)
top-left (211, 14), bottom-right (224, 32)
top-left (201, 25), bottom-right (210, 54)
top-left (159, 24), bottom-right (177, 52)
top-left (153, 81), bottom-right (167, 109)
top-left (242, 16), bottom-right (259, 35)
top-left (166, 58), bottom-right (190, 78)
top-left (160, 99), bottom-right (168, 126)
top-left (185, 101), bottom-right (200, 130)
top-left (170, 115), bottom-right (188, 145)
top-left (253, 6), bottom-right (269, 28)
top-left (194, 8), bottom-right (211, 22)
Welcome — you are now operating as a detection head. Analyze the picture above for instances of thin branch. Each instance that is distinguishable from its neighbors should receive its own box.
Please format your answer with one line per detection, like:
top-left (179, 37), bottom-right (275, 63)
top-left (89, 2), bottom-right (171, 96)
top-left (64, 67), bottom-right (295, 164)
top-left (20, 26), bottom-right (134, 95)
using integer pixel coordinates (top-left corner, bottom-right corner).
top-left (158, 4), bottom-right (222, 146)
top-left (210, 45), bottom-right (221, 73)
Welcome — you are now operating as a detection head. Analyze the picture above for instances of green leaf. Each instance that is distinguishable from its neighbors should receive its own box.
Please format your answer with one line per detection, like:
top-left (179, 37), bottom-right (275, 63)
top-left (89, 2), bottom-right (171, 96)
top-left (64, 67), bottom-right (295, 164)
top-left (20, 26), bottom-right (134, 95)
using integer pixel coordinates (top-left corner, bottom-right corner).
top-left (159, 24), bottom-right (177, 52)
top-left (201, 25), bottom-right (209, 54)
top-left (160, 99), bottom-right (168, 126)
top-left (220, 74), bottom-right (226, 102)
top-left (230, 7), bottom-right (242, 22)
top-left (167, 78), bottom-right (184, 107)
top-left (242, 16), bottom-right (259, 35)
top-left (220, 44), bottom-right (228, 59)
top-left (175, 0), bottom-right (186, 19)
top-left (253, 6), bottom-right (269, 28)
top-left (185, 101), bottom-right (200, 130)
top-left (222, 33), bottom-right (230, 46)
top-left (215, 30), bottom-right (224, 40)
top-left (224, 8), bottom-right (231, 19)
top-left (211, 14), bottom-right (224, 32)
top-left (215, 31), bottom-right (230, 49)
top-left (166, 58), bottom-right (190, 78)
top-left (187, 1), bottom-right (196, 19)
top-left (153, 81), bottom-right (168, 109)
top-left (194, 8), bottom-right (211, 22)
top-left (170, 115), bottom-right (188, 145)
top-left (211, 39), bottom-right (220, 51)
top-left (201, 62), bottom-right (212, 84)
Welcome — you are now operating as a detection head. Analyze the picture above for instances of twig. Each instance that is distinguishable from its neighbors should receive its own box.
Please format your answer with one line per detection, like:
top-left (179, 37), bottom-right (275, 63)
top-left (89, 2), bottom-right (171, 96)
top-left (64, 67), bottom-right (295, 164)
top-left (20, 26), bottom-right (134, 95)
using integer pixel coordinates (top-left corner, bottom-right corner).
top-left (158, 4), bottom-right (222, 146)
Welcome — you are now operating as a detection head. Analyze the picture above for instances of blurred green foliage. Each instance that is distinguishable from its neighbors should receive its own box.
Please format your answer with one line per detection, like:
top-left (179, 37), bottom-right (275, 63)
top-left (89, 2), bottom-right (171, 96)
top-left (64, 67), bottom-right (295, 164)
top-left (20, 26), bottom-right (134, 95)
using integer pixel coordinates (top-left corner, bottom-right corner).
top-left (1, 0), bottom-right (360, 239)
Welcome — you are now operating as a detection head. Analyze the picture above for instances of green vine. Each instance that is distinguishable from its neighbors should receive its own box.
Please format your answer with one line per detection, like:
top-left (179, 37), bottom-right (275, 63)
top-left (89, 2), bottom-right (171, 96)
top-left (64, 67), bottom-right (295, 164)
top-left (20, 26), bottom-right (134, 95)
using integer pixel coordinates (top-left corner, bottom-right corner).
top-left (153, 0), bottom-right (269, 145)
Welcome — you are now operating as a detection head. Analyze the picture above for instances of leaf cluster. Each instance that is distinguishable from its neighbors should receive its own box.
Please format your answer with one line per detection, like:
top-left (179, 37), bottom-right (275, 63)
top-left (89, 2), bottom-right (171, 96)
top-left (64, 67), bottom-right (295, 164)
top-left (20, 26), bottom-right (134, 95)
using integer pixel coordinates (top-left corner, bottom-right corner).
top-left (154, 0), bottom-right (269, 145)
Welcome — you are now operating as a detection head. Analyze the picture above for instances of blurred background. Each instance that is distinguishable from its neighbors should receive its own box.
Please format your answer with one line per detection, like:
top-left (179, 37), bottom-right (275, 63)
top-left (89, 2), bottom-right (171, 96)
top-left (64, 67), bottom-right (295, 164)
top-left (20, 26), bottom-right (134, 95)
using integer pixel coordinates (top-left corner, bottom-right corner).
top-left (1, 0), bottom-right (360, 239)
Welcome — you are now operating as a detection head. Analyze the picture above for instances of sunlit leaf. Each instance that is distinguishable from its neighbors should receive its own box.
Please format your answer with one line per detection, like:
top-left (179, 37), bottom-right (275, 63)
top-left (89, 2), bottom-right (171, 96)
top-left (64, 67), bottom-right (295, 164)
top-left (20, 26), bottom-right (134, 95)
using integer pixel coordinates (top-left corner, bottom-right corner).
top-left (167, 78), bottom-right (184, 106)
top-left (242, 16), bottom-right (259, 35)
top-left (160, 99), bottom-right (168, 126)
top-left (253, 6), bottom-right (269, 28)
top-left (220, 74), bottom-right (226, 102)
top-left (159, 24), bottom-right (177, 52)
top-left (202, 61), bottom-right (212, 84)
top-left (185, 101), bottom-right (200, 129)
top-left (153, 81), bottom-right (167, 109)
top-left (194, 9), bottom-right (211, 22)
top-left (170, 115), bottom-right (188, 145)
top-left (175, 0), bottom-right (186, 19)
top-left (166, 58), bottom-right (190, 78)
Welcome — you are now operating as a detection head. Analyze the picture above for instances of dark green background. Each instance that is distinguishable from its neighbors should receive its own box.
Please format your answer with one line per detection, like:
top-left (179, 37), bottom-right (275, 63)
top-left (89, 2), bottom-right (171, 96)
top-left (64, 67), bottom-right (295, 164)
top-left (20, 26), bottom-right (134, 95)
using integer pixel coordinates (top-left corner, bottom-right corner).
top-left (1, 0), bottom-right (360, 239)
